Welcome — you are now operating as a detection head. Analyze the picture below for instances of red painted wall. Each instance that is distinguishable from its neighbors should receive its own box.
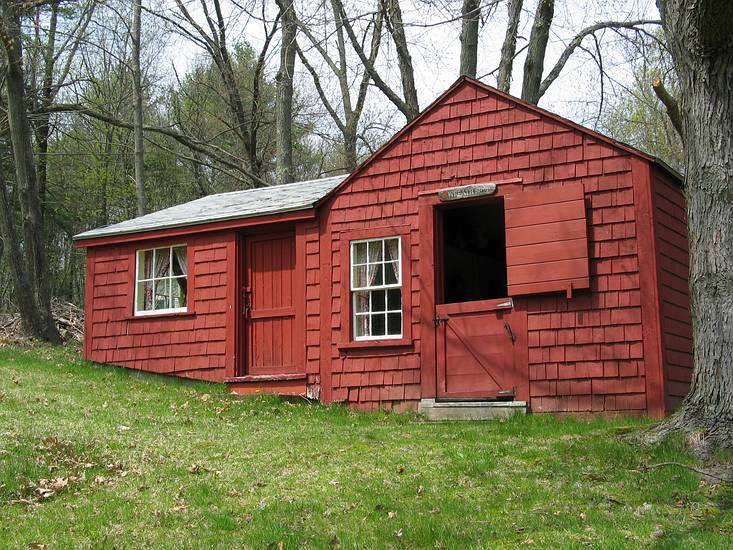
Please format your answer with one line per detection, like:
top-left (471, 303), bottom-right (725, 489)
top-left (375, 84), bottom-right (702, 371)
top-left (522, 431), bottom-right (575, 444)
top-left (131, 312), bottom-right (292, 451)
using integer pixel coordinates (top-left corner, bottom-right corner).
top-left (651, 169), bottom-right (693, 411)
top-left (318, 80), bottom-right (663, 414)
top-left (84, 231), bottom-right (236, 382)
top-left (80, 79), bottom-right (688, 418)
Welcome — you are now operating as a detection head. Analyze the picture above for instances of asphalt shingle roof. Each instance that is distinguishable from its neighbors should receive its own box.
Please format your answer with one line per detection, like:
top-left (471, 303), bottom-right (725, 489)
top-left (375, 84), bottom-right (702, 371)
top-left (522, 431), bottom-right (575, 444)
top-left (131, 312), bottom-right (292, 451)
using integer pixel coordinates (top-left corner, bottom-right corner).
top-left (74, 174), bottom-right (347, 241)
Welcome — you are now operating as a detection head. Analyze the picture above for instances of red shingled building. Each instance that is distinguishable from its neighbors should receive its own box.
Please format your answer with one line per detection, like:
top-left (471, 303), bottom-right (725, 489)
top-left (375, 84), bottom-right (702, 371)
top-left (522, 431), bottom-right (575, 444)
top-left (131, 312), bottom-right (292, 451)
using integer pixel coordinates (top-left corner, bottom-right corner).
top-left (75, 77), bottom-right (692, 417)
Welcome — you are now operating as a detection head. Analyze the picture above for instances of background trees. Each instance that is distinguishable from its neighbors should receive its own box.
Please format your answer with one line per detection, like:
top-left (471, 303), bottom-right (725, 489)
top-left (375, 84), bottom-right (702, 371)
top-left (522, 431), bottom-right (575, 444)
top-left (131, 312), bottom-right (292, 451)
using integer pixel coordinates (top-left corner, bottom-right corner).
top-left (0, 1), bottom-right (688, 343)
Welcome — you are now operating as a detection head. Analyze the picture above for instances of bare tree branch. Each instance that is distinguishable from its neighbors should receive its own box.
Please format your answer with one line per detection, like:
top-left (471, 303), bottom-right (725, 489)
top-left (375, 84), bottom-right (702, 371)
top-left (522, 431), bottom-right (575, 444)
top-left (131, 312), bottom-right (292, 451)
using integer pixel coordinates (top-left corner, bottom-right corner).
top-left (538, 19), bottom-right (662, 99)
top-left (652, 77), bottom-right (685, 141)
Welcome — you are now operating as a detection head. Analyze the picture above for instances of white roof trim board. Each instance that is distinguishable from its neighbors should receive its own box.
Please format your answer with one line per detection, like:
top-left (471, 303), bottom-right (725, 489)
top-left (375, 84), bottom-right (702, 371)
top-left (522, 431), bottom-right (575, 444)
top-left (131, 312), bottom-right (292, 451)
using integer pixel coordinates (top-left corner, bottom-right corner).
top-left (74, 174), bottom-right (348, 241)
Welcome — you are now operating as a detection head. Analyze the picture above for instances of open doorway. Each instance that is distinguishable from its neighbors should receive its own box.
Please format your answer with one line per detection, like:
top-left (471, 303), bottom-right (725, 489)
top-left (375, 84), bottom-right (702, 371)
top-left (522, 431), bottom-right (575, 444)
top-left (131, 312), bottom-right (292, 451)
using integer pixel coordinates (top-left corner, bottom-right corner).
top-left (439, 200), bottom-right (508, 303)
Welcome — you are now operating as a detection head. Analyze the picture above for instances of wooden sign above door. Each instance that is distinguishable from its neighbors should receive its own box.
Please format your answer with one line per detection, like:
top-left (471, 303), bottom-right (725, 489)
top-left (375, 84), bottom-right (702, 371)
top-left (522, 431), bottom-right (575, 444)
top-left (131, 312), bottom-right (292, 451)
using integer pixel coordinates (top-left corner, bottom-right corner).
top-left (437, 183), bottom-right (497, 202)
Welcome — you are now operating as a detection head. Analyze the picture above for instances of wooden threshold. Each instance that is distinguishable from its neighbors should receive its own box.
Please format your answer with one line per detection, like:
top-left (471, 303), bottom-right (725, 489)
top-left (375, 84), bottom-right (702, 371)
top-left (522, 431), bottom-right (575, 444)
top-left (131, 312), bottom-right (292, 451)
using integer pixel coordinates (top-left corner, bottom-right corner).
top-left (226, 373), bottom-right (307, 397)
top-left (224, 373), bottom-right (306, 383)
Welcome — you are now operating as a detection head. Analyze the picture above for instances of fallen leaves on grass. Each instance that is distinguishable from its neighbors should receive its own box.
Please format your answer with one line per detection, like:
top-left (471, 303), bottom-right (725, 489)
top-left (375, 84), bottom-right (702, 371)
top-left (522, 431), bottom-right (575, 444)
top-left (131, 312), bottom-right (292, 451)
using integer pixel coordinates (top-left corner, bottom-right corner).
top-left (35, 477), bottom-right (69, 498)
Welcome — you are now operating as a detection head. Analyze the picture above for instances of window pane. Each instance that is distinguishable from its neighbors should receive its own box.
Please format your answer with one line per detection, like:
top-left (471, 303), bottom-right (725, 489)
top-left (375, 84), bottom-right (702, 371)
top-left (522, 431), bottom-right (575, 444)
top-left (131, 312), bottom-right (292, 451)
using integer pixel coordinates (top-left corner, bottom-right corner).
top-left (138, 250), bottom-right (153, 280)
top-left (137, 281), bottom-right (153, 311)
top-left (154, 279), bottom-right (170, 310)
top-left (154, 248), bottom-right (171, 278)
top-left (171, 279), bottom-right (187, 308)
top-left (387, 288), bottom-right (401, 311)
top-left (387, 313), bottom-right (401, 335)
top-left (384, 261), bottom-right (399, 285)
top-left (353, 291), bottom-right (370, 314)
top-left (368, 239), bottom-right (383, 262)
top-left (371, 313), bottom-right (386, 336)
top-left (353, 265), bottom-right (368, 288)
top-left (354, 314), bottom-right (369, 338)
top-left (372, 290), bottom-right (386, 312)
top-left (370, 263), bottom-right (383, 287)
top-left (353, 242), bottom-right (367, 264)
top-left (172, 246), bottom-right (187, 276)
top-left (385, 238), bottom-right (399, 262)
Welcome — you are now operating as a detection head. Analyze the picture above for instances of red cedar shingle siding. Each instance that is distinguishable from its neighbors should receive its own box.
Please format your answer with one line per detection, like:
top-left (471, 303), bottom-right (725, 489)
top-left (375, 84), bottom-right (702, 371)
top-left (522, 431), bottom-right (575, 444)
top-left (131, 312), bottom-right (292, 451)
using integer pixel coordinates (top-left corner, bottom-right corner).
top-left (652, 170), bottom-right (693, 411)
top-left (324, 80), bottom-right (648, 413)
top-left (86, 232), bottom-right (232, 381)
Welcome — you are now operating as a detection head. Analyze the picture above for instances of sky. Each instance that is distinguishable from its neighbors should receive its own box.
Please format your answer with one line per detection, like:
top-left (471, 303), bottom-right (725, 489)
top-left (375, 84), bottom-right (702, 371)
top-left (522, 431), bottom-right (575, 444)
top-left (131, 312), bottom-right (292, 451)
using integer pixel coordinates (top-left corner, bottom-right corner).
top-left (154, 0), bottom-right (662, 150)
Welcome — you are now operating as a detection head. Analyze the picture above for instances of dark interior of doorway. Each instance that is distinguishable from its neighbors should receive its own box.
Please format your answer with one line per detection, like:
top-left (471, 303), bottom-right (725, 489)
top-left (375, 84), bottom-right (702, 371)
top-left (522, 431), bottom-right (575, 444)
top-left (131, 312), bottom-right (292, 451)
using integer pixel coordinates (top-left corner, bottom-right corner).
top-left (440, 200), bottom-right (508, 303)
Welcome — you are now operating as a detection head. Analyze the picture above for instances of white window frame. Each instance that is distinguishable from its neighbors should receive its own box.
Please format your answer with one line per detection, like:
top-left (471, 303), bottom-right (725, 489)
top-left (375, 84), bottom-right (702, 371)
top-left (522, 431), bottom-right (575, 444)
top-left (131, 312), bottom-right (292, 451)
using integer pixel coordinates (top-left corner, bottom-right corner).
top-left (134, 245), bottom-right (188, 316)
top-left (350, 236), bottom-right (403, 341)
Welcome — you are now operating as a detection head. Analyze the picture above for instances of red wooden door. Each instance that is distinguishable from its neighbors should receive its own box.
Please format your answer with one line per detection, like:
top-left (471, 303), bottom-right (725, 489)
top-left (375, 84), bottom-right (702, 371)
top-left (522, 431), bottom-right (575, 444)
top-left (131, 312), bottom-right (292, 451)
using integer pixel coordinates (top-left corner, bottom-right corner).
top-left (245, 233), bottom-right (302, 375)
top-left (436, 299), bottom-right (519, 398)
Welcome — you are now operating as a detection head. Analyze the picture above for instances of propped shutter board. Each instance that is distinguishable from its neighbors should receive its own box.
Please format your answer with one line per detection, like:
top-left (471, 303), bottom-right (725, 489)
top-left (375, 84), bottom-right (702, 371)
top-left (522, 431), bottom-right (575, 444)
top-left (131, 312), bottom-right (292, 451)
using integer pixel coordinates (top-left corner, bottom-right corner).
top-left (504, 184), bottom-right (590, 297)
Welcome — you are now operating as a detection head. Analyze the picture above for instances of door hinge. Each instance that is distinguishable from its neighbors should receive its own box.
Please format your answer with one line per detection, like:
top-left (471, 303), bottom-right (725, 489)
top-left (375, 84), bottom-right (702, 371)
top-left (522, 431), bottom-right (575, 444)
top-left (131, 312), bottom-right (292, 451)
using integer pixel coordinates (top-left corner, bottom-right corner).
top-left (503, 321), bottom-right (516, 342)
top-left (433, 315), bottom-right (449, 327)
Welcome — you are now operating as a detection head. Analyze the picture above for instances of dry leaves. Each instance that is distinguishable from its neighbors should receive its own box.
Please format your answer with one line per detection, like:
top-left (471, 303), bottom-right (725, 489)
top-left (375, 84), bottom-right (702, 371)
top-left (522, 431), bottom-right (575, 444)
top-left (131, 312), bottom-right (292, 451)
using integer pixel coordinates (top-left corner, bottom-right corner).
top-left (34, 477), bottom-right (70, 499)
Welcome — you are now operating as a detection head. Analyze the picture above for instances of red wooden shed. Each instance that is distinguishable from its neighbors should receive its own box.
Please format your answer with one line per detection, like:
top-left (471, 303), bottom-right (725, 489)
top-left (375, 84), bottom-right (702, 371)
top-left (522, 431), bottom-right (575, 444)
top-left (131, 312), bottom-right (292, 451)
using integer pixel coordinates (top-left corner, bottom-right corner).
top-left (75, 77), bottom-right (691, 417)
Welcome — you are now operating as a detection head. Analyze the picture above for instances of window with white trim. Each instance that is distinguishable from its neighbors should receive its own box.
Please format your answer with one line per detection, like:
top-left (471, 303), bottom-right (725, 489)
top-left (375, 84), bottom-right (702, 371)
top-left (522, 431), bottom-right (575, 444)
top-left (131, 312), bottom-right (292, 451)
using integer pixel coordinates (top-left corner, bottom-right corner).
top-left (350, 236), bottom-right (402, 340)
top-left (135, 245), bottom-right (188, 315)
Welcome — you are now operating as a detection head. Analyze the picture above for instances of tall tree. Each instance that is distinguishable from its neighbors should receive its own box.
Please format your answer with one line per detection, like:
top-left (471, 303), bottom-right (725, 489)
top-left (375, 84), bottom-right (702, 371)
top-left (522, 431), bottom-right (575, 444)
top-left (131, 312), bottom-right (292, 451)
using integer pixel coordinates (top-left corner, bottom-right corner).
top-left (459, 0), bottom-right (480, 77)
top-left (496, 0), bottom-right (523, 92)
top-left (295, 0), bottom-right (382, 172)
top-left (0, 1), bottom-right (59, 341)
top-left (132, 0), bottom-right (146, 214)
top-left (332, 0), bottom-right (419, 120)
top-left (275, 0), bottom-right (296, 184)
top-left (521, 0), bottom-right (554, 104)
top-left (166, 0), bottom-right (270, 186)
top-left (650, 0), bottom-right (733, 453)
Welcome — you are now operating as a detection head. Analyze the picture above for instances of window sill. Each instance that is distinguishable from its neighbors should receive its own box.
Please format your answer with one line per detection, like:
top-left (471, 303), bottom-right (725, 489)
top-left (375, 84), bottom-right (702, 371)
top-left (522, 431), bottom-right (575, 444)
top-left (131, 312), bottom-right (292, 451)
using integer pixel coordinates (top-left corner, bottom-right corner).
top-left (338, 338), bottom-right (413, 351)
top-left (126, 310), bottom-right (196, 321)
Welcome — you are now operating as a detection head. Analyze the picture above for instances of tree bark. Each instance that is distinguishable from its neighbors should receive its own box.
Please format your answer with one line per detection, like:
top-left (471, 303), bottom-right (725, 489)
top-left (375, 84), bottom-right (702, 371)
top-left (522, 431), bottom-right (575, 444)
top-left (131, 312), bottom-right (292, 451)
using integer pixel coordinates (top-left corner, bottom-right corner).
top-left (382, 0), bottom-right (419, 119)
top-left (521, 0), bottom-right (554, 104)
top-left (648, 0), bottom-right (733, 453)
top-left (497, 0), bottom-right (523, 92)
top-left (0, 165), bottom-right (45, 335)
top-left (459, 0), bottom-right (480, 78)
top-left (131, 0), bottom-right (146, 215)
top-left (275, 0), bottom-right (296, 184)
top-left (0, 3), bottom-right (59, 342)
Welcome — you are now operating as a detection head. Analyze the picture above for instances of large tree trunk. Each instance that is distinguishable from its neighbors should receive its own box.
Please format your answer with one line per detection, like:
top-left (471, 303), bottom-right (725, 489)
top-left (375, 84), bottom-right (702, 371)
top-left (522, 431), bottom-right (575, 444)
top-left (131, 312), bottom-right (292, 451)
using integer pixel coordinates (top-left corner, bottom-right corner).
top-left (521, 0), bottom-right (554, 104)
top-left (0, 4), bottom-right (59, 342)
top-left (131, 0), bottom-right (146, 215)
top-left (275, 0), bottom-right (296, 184)
top-left (0, 165), bottom-right (47, 335)
top-left (650, 0), bottom-right (733, 453)
top-left (497, 0), bottom-right (523, 92)
top-left (459, 0), bottom-right (480, 77)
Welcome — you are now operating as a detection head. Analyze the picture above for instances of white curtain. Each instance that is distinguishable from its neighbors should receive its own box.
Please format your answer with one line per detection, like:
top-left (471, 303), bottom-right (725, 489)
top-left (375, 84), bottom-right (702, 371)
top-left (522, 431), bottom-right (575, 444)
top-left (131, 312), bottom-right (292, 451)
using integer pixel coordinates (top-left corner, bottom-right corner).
top-left (173, 247), bottom-right (188, 305)
top-left (367, 240), bottom-right (382, 286)
top-left (385, 239), bottom-right (399, 284)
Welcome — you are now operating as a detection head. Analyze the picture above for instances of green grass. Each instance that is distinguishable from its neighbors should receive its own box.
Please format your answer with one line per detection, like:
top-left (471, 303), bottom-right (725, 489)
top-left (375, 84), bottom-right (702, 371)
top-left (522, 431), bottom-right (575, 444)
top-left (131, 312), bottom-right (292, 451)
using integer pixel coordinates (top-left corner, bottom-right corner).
top-left (0, 344), bottom-right (731, 549)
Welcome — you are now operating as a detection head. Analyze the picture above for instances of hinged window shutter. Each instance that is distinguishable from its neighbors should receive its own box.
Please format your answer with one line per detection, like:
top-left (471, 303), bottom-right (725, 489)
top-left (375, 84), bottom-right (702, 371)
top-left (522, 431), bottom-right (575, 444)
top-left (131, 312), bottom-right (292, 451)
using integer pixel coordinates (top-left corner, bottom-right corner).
top-left (504, 184), bottom-right (590, 297)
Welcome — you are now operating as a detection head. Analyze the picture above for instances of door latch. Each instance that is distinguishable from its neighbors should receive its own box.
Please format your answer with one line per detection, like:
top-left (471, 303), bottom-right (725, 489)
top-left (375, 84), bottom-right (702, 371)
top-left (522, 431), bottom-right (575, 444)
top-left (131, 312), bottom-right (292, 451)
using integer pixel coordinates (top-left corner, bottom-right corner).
top-left (243, 287), bottom-right (251, 318)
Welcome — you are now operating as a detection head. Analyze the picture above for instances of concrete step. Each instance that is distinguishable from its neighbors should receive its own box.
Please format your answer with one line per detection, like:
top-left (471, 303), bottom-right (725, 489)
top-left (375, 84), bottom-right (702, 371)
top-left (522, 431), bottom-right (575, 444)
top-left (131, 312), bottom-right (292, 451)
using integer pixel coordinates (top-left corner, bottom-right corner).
top-left (418, 399), bottom-right (527, 421)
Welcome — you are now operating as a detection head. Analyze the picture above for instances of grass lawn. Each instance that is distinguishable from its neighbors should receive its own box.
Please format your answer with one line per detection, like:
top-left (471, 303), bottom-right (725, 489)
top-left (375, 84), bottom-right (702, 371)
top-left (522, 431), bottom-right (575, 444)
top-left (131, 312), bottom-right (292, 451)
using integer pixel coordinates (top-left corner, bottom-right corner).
top-left (0, 345), bottom-right (731, 549)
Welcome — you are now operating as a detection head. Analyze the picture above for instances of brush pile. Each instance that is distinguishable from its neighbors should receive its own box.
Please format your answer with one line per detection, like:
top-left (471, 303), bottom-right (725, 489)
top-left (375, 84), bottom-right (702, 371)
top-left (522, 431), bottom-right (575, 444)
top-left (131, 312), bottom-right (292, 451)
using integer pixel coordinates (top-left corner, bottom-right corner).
top-left (0, 299), bottom-right (84, 344)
